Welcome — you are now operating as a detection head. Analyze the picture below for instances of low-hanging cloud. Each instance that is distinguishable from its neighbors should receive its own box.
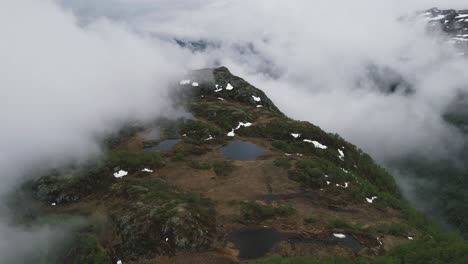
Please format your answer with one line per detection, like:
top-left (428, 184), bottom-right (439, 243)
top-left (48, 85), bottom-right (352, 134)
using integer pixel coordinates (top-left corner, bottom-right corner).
top-left (0, 0), bottom-right (192, 261)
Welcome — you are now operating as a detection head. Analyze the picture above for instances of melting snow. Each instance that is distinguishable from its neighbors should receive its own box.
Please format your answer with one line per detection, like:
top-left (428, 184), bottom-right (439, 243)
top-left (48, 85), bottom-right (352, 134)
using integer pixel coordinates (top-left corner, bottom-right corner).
top-left (341, 168), bottom-right (349, 173)
top-left (191, 82), bottom-right (199, 87)
top-left (179, 80), bottom-right (191, 85)
top-left (326, 181), bottom-right (331, 185)
top-left (408, 236), bottom-right (414, 240)
top-left (366, 196), bottom-right (378, 204)
top-left (114, 170), bottom-right (128, 178)
top-left (291, 133), bottom-right (301, 139)
top-left (217, 97), bottom-right (225, 101)
top-left (285, 153), bottom-right (292, 156)
top-left (333, 233), bottom-right (346, 239)
top-left (117, 261), bottom-right (122, 264)
top-left (454, 37), bottom-right (468, 42)
top-left (338, 149), bottom-right (345, 161)
top-left (236, 122), bottom-right (252, 129)
top-left (204, 135), bottom-right (214, 141)
top-left (214, 88), bottom-right (223, 92)
top-left (51, 203), bottom-right (56, 206)
top-left (227, 129), bottom-right (235, 137)
top-left (303, 139), bottom-right (328, 149)
top-left (226, 83), bottom-right (234, 90)
top-left (324, 175), bottom-right (329, 178)
top-left (142, 168), bottom-right (153, 173)
top-left (252, 95), bottom-right (261, 102)
top-left (456, 14), bottom-right (468, 19)
top-left (256, 105), bottom-right (263, 108)
top-left (341, 182), bottom-right (349, 188)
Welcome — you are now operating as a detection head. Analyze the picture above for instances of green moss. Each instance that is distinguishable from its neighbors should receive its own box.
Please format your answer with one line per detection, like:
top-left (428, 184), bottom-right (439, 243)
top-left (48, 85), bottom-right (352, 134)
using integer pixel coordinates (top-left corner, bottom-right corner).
top-left (213, 160), bottom-right (235, 176)
top-left (60, 233), bottom-right (110, 264)
top-left (328, 219), bottom-right (362, 231)
top-left (179, 119), bottom-right (225, 145)
top-left (110, 178), bottom-right (215, 259)
top-left (304, 216), bottom-right (320, 224)
top-left (367, 223), bottom-right (410, 237)
top-left (273, 157), bottom-right (292, 169)
top-left (186, 160), bottom-right (212, 170)
top-left (240, 202), bottom-right (295, 223)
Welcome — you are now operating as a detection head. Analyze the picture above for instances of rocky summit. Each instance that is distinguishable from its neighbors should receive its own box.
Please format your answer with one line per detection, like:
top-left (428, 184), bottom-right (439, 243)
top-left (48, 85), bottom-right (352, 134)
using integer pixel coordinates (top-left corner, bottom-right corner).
top-left (423, 8), bottom-right (468, 48)
top-left (13, 67), bottom-right (468, 264)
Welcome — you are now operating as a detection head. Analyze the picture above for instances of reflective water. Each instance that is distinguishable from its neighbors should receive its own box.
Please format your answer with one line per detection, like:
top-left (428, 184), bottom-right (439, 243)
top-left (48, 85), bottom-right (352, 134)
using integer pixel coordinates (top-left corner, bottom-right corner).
top-left (220, 140), bottom-right (266, 160)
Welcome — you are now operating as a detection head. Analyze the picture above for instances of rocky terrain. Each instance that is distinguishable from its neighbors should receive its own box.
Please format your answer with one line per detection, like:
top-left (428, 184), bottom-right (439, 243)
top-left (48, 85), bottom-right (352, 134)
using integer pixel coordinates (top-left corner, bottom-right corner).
top-left (423, 8), bottom-right (468, 52)
top-left (10, 67), bottom-right (468, 264)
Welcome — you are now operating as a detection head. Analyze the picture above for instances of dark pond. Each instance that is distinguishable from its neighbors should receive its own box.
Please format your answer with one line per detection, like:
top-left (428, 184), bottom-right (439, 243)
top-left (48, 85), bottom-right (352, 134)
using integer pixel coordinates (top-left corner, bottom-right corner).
top-left (228, 227), bottom-right (283, 259)
top-left (144, 139), bottom-right (180, 151)
top-left (220, 140), bottom-right (266, 160)
top-left (228, 228), bottom-right (363, 259)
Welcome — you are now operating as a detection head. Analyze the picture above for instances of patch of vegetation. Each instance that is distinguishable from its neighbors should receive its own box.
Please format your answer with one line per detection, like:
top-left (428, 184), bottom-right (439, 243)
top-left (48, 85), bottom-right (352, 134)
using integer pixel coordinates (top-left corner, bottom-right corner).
top-left (304, 216), bottom-right (320, 224)
top-left (186, 160), bottom-right (212, 170)
top-left (212, 160), bottom-right (235, 176)
top-left (258, 231), bottom-right (468, 263)
top-left (367, 223), bottom-right (410, 237)
top-left (179, 119), bottom-right (225, 145)
top-left (328, 218), bottom-right (362, 231)
top-left (240, 201), bottom-right (295, 223)
top-left (59, 233), bottom-right (110, 264)
top-left (191, 101), bottom-right (257, 131)
top-left (110, 178), bottom-right (216, 260)
top-left (29, 162), bottom-right (111, 204)
top-left (273, 157), bottom-right (292, 169)
top-left (108, 151), bottom-right (165, 171)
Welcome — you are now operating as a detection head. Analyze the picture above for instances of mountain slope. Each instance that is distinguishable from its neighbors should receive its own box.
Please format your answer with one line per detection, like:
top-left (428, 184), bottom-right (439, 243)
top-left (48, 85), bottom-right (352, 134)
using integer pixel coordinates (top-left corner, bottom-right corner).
top-left (13, 67), bottom-right (468, 264)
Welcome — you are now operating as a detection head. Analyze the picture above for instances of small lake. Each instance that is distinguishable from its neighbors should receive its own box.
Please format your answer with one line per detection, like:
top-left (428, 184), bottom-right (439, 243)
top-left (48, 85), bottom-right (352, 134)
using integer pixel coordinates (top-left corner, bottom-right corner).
top-left (144, 139), bottom-right (180, 151)
top-left (220, 140), bottom-right (266, 160)
top-left (228, 228), bottom-right (363, 259)
top-left (228, 227), bottom-right (283, 259)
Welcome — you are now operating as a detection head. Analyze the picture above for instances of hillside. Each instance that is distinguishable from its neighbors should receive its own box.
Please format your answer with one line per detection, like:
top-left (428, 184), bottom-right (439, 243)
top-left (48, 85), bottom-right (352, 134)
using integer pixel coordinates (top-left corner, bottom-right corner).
top-left (12, 67), bottom-right (468, 264)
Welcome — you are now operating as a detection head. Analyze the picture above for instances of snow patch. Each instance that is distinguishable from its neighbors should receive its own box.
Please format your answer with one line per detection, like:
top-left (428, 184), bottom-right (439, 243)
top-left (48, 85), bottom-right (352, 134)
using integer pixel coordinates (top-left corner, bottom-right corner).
top-left (179, 80), bottom-right (190, 85)
top-left (252, 95), bottom-right (261, 102)
top-left (117, 260), bottom-right (123, 264)
top-left (408, 236), bottom-right (414, 240)
top-left (217, 97), bottom-right (225, 101)
top-left (191, 82), bottom-right (199, 87)
top-left (303, 139), bottom-right (327, 149)
top-left (142, 168), bottom-right (153, 173)
top-left (51, 203), bottom-right (56, 206)
top-left (227, 129), bottom-right (235, 137)
top-left (256, 105), bottom-right (263, 108)
top-left (291, 133), bottom-right (301, 139)
top-left (226, 83), bottom-right (234, 90)
top-left (366, 196), bottom-right (378, 204)
top-left (204, 135), bottom-right (214, 141)
top-left (114, 170), bottom-right (128, 178)
top-left (236, 122), bottom-right (252, 129)
top-left (214, 88), bottom-right (223, 92)
top-left (333, 233), bottom-right (346, 239)
top-left (338, 149), bottom-right (345, 161)
top-left (341, 182), bottom-right (349, 188)
top-left (341, 168), bottom-right (349, 173)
